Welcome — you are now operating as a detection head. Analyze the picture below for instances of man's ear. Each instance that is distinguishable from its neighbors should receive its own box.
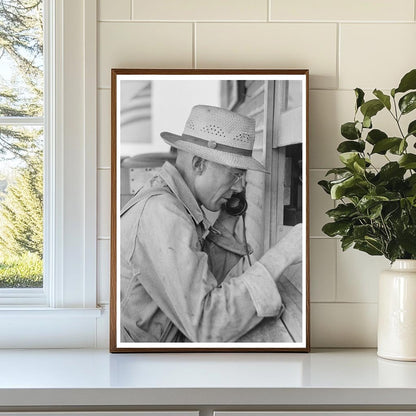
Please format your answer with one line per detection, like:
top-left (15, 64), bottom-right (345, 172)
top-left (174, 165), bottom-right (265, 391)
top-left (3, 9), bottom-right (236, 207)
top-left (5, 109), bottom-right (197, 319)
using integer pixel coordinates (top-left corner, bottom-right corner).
top-left (192, 156), bottom-right (207, 175)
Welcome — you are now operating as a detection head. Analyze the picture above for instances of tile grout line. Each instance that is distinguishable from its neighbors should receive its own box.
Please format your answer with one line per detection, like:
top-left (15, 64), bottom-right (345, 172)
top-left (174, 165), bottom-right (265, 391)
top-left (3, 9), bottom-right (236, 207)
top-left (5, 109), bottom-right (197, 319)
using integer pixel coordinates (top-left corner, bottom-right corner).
top-left (193, 22), bottom-right (197, 68)
top-left (130, 0), bottom-right (133, 20)
top-left (309, 236), bottom-right (339, 239)
top-left (311, 301), bottom-right (378, 305)
top-left (333, 193), bottom-right (339, 303)
top-left (336, 22), bottom-right (340, 90)
top-left (333, 231), bottom-right (338, 303)
top-left (268, 0), bottom-right (271, 22)
top-left (98, 19), bottom-right (415, 24)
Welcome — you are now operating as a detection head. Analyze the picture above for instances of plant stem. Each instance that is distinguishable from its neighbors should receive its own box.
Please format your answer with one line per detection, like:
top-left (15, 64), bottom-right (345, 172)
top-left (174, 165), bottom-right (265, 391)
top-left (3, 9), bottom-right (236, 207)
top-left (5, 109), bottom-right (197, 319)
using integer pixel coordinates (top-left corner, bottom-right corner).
top-left (396, 117), bottom-right (406, 139)
top-left (380, 214), bottom-right (391, 241)
top-left (390, 97), bottom-right (407, 139)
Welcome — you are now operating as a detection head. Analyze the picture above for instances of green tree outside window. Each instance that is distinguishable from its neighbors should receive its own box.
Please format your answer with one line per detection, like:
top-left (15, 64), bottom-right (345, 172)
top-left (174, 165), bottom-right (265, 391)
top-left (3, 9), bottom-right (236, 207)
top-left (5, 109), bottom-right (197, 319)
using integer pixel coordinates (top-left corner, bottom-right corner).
top-left (0, 0), bottom-right (44, 288)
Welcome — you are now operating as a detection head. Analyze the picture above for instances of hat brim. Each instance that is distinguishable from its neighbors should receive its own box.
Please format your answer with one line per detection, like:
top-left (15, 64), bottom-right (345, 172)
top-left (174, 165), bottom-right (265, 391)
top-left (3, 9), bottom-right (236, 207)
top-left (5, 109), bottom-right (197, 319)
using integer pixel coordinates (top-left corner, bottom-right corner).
top-left (161, 132), bottom-right (268, 173)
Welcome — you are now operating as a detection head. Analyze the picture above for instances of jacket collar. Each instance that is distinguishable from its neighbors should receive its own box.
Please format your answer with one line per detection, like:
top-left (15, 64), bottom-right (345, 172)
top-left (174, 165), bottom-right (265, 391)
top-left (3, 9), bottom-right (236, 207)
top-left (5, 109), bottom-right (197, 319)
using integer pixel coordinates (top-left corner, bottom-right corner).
top-left (159, 162), bottom-right (211, 231)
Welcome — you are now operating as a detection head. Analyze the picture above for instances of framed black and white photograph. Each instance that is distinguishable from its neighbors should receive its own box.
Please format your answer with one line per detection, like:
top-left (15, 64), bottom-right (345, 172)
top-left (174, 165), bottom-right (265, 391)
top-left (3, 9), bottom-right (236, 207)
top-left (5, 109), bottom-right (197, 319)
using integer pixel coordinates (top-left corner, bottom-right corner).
top-left (110, 69), bottom-right (310, 352)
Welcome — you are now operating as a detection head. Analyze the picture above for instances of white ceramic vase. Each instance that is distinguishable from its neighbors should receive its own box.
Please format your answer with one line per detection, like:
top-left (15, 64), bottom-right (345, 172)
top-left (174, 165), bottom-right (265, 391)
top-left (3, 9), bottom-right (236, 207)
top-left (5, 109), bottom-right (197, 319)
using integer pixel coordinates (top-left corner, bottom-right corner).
top-left (378, 259), bottom-right (416, 361)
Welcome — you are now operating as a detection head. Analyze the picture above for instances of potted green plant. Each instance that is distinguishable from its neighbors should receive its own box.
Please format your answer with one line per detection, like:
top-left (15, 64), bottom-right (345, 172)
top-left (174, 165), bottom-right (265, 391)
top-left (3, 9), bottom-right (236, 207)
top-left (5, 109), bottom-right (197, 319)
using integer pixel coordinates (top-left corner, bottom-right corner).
top-left (319, 68), bottom-right (416, 361)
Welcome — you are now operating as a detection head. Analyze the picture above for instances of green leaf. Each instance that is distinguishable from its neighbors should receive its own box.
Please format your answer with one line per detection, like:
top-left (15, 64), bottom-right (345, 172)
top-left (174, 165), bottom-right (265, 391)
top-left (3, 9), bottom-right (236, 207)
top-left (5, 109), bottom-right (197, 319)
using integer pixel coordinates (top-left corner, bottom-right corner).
top-left (330, 175), bottom-right (367, 200)
top-left (354, 241), bottom-right (383, 256)
top-left (360, 99), bottom-right (384, 119)
top-left (407, 195), bottom-right (416, 207)
top-left (407, 120), bottom-right (416, 137)
top-left (384, 203), bottom-right (400, 222)
top-left (339, 152), bottom-right (360, 167)
top-left (399, 154), bottom-right (416, 169)
top-left (337, 140), bottom-right (365, 153)
top-left (369, 203), bottom-right (383, 220)
top-left (365, 236), bottom-right (384, 252)
top-left (341, 235), bottom-right (355, 251)
top-left (366, 129), bottom-right (387, 145)
top-left (378, 162), bottom-right (406, 181)
top-left (357, 195), bottom-right (389, 211)
top-left (352, 224), bottom-right (373, 240)
top-left (341, 122), bottom-right (361, 140)
top-left (355, 88), bottom-right (365, 110)
top-left (330, 176), bottom-right (355, 199)
top-left (318, 180), bottom-right (331, 194)
top-left (407, 174), bottom-right (416, 186)
top-left (326, 203), bottom-right (357, 220)
top-left (391, 88), bottom-right (396, 97)
top-left (325, 167), bottom-right (352, 176)
top-left (373, 89), bottom-right (391, 110)
top-left (389, 139), bottom-right (408, 155)
top-left (398, 227), bottom-right (416, 255)
top-left (322, 221), bottom-right (351, 237)
top-left (405, 174), bottom-right (416, 197)
top-left (386, 240), bottom-right (403, 263)
top-left (399, 92), bottom-right (416, 115)
top-left (329, 175), bottom-right (354, 186)
top-left (353, 158), bottom-right (366, 174)
top-left (406, 174), bottom-right (416, 189)
top-left (363, 116), bottom-right (372, 129)
top-left (371, 137), bottom-right (402, 154)
top-left (395, 69), bottom-right (416, 94)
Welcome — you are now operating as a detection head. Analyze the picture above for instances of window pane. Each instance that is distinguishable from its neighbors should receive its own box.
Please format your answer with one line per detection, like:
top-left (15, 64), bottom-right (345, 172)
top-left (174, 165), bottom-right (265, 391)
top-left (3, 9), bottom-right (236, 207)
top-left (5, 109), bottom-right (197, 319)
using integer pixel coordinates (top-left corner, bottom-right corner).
top-left (0, 0), bottom-right (44, 117)
top-left (0, 126), bottom-right (43, 288)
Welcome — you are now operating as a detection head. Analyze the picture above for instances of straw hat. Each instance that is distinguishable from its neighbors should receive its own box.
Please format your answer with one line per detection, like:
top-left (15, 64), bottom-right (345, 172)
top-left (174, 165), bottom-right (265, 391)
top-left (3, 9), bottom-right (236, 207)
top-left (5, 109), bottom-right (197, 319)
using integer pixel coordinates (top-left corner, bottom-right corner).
top-left (160, 105), bottom-right (267, 172)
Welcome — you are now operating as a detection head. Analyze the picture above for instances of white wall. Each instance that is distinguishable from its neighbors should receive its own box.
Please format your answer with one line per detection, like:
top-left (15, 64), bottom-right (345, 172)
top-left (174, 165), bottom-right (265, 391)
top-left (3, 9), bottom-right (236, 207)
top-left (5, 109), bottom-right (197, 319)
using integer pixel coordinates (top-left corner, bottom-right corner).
top-left (96, 0), bottom-right (416, 348)
top-left (153, 80), bottom-right (220, 145)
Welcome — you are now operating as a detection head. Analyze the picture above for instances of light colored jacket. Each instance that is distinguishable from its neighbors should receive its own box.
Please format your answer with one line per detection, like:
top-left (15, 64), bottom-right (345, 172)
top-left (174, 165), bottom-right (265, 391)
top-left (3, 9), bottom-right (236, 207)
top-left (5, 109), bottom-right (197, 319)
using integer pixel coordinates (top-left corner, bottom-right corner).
top-left (120, 162), bottom-right (282, 342)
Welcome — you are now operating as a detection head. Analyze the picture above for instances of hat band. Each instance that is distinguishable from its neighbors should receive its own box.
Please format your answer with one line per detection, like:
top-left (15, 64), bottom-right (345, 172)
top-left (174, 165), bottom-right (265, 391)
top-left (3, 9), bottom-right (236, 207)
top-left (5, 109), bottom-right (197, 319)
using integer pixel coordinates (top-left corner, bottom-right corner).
top-left (179, 134), bottom-right (253, 157)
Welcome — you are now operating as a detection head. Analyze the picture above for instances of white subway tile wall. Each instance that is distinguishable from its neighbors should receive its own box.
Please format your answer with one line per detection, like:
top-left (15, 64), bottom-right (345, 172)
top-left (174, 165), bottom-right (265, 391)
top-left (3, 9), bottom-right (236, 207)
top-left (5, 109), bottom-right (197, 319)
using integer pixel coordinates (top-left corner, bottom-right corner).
top-left (97, 239), bottom-right (110, 305)
top-left (340, 24), bottom-right (416, 90)
top-left (310, 239), bottom-right (336, 302)
top-left (98, 22), bottom-right (193, 88)
top-left (99, 0), bottom-right (131, 21)
top-left (311, 303), bottom-right (378, 347)
top-left (270, 0), bottom-right (414, 22)
top-left (196, 23), bottom-right (338, 89)
top-left (96, 0), bottom-right (416, 347)
top-left (310, 89), bottom-right (413, 169)
top-left (98, 90), bottom-right (111, 168)
top-left (98, 169), bottom-right (111, 239)
top-left (336, 246), bottom-right (390, 303)
top-left (309, 170), bottom-right (334, 237)
top-left (132, 0), bottom-right (269, 21)
top-left (309, 90), bottom-right (355, 169)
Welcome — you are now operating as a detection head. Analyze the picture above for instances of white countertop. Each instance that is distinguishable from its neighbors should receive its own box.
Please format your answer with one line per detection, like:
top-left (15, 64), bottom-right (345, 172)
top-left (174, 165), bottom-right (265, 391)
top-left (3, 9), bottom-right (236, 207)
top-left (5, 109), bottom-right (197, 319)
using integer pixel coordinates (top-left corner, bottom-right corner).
top-left (0, 348), bottom-right (416, 408)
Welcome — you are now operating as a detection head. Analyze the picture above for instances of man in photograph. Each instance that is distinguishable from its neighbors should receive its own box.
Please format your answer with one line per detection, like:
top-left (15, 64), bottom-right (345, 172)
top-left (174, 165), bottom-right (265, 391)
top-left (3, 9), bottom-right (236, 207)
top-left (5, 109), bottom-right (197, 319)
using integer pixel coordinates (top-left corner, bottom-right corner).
top-left (120, 104), bottom-right (302, 343)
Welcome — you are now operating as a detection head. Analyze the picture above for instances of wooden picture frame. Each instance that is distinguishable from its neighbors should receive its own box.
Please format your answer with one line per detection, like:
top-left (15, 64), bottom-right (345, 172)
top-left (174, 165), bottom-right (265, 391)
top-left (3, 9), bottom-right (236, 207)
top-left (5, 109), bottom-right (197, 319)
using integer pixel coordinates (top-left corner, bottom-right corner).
top-left (110, 69), bottom-right (310, 352)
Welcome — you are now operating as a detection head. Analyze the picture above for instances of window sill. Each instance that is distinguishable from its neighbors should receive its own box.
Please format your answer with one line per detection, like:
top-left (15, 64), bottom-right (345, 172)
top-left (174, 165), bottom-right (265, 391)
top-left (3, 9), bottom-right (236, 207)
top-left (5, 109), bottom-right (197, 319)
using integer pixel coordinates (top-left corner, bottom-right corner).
top-left (0, 307), bottom-right (103, 348)
top-left (0, 306), bottom-right (102, 316)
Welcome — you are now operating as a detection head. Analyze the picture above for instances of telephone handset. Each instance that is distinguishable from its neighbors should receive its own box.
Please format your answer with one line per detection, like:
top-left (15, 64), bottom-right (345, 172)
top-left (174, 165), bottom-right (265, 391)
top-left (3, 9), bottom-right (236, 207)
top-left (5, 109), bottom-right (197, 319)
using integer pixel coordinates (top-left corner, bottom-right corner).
top-left (224, 191), bottom-right (248, 217)
top-left (223, 190), bottom-right (252, 265)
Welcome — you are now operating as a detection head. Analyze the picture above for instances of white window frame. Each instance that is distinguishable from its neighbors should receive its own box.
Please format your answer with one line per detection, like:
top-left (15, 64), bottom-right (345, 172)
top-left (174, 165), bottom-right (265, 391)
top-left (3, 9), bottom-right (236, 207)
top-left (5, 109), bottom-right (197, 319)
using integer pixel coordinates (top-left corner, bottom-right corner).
top-left (0, 0), bottom-right (100, 348)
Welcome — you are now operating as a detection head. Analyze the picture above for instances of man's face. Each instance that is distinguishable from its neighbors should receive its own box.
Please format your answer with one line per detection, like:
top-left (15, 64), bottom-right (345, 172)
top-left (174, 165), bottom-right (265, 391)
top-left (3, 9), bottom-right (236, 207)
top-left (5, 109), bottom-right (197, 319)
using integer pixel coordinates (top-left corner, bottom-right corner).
top-left (195, 160), bottom-right (246, 212)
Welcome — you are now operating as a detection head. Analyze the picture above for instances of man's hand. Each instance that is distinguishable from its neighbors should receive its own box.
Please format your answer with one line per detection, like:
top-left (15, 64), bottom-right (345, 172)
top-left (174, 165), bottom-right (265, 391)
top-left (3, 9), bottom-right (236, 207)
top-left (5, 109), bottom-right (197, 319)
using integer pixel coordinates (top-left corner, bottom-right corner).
top-left (214, 208), bottom-right (240, 235)
top-left (277, 223), bottom-right (303, 264)
top-left (258, 223), bottom-right (303, 281)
